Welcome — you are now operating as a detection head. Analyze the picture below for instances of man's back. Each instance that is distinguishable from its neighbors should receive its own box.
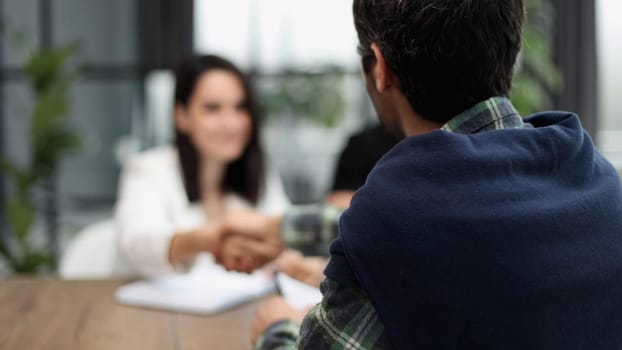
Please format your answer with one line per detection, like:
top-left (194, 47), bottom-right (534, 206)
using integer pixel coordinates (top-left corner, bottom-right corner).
top-left (326, 110), bottom-right (622, 349)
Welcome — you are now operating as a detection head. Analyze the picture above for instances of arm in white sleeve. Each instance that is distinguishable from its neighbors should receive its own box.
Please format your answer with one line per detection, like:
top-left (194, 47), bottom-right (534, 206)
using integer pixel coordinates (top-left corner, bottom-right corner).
top-left (258, 164), bottom-right (291, 215)
top-left (114, 158), bottom-right (179, 277)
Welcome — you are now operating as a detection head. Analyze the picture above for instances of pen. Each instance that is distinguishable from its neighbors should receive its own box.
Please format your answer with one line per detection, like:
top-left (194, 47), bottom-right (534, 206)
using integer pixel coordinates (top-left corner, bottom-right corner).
top-left (273, 269), bottom-right (283, 296)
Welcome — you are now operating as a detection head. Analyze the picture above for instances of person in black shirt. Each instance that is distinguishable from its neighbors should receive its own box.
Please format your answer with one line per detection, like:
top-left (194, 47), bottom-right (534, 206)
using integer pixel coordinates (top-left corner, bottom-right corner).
top-left (327, 124), bottom-right (398, 208)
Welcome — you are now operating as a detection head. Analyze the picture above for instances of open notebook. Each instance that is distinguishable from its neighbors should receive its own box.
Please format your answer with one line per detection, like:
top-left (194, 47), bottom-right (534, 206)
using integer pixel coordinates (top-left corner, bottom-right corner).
top-left (115, 261), bottom-right (322, 315)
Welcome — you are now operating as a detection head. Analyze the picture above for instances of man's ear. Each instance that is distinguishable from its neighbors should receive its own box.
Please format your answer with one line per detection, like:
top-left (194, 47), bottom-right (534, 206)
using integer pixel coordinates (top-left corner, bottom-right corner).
top-left (174, 104), bottom-right (190, 133)
top-left (370, 42), bottom-right (396, 93)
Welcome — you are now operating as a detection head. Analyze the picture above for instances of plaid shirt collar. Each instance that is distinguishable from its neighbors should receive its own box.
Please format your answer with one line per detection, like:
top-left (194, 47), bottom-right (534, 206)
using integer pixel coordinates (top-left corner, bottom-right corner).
top-left (441, 97), bottom-right (524, 134)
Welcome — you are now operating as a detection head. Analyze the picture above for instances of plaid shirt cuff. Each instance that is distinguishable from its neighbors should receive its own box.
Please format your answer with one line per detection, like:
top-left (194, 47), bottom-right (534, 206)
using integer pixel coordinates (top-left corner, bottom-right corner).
top-left (280, 204), bottom-right (342, 246)
top-left (255, 320), bottom-right (300, 350)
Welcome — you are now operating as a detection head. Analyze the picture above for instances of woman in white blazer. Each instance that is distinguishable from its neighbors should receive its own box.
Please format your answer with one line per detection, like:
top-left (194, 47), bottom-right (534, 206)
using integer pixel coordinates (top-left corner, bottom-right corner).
top-left (115, 55), bottom-right (289, 277)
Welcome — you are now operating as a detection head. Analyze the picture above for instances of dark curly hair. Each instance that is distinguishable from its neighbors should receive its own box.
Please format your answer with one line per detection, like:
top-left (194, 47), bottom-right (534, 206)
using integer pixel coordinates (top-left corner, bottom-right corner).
top-left (353, 0), bottom-right (525, 123)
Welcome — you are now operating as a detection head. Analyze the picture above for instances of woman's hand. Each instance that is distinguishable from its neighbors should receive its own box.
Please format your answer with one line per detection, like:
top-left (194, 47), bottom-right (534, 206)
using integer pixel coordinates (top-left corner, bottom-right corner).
top-left (168, 223), bottom-right (224, 264)
top-left (217, 234), bottom-right (283, 273)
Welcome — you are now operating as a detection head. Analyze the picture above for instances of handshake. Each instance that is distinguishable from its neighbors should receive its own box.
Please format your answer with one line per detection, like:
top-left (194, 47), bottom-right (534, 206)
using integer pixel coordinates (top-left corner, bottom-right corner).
top-left (169, 211), bottom-right (286, 273)
top-left (215, 211), bottom-right (285, 273)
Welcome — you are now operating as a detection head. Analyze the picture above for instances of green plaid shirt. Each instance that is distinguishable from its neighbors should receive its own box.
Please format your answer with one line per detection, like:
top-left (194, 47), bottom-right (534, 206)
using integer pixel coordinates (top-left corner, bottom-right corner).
top-left (257, 97), bottom-right (524, 350)
top-left (280, 204), bottom-right (343, 247)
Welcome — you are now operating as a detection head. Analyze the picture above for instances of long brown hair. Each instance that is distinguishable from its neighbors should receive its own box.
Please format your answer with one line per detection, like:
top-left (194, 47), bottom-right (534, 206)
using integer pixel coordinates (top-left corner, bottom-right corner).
top-left (173, 54), bottom-right (264, 204)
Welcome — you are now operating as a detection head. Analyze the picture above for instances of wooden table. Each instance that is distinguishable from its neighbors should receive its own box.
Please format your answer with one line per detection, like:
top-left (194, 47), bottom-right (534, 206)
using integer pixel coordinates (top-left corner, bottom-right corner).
top-left (0, 279), bottom-right (265, 350)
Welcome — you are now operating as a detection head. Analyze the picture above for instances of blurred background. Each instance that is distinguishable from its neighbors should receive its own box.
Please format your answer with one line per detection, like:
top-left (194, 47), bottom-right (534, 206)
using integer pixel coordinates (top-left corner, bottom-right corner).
top-left (0, 0), bottom-right (620, 275)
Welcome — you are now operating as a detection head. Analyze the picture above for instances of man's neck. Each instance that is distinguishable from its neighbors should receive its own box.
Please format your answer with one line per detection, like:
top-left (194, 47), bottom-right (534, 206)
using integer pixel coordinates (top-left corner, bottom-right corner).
top-left (402, 116), bottom-right (445, 137)
top-left (393, 94), bottom-right (444, 137)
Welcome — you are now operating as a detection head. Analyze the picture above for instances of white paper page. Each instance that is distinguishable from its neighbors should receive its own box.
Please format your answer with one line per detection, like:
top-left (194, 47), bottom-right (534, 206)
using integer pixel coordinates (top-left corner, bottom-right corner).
top-left (116, 264), bottom-right (276, 315)
top-left (277, 273), bottom-right (323, 310)
top-left (116, 256), bottom-right (324, 315)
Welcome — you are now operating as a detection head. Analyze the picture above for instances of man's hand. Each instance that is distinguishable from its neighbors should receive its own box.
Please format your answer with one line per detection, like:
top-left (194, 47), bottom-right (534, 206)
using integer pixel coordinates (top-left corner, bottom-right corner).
top-left (275, 250), bottom-right (327, 287)
top-left (222, 211), bottom-right (283, 242)
top-left (218, 235), bottom-right (282, 273)
top-left (251, 296), bottom-right (307, 346)
top-left (325, 190), bottom-right (355, 209)
top-left (216, 211), bottom-right (285, 272)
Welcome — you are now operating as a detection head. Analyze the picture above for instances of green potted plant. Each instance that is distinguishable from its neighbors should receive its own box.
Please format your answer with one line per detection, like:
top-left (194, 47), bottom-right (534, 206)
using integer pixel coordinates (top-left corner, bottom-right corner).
top-left (0, 34), bottom-right (83, 274)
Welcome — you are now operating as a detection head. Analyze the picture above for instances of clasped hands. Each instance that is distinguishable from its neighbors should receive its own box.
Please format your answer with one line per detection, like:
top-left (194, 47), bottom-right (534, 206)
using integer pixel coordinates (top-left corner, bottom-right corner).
top-left (210, 211), bottom-right (284, 273)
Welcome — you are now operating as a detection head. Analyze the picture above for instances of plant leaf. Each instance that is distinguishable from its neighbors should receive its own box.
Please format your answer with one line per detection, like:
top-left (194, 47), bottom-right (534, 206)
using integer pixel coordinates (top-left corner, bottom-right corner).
top-left (30, 127), bottom-right (82, 180)
top-left (15, 251), bottom-right (55, 273)
top-left (30, 89), bottom-right (70, 140)
top-left (24, 42), bottom-right (80, 95)
top-left (0, 156), bottom-right (22, 180)
top-left (0, 235), bottom-right (17, 267)
top-left (5, 198), bottom-right (35, 241)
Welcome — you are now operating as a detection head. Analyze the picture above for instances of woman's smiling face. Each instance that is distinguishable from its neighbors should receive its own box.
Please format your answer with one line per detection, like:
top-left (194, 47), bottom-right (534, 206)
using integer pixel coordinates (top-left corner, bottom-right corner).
top-left (175, 69), bottom-right (252, 163)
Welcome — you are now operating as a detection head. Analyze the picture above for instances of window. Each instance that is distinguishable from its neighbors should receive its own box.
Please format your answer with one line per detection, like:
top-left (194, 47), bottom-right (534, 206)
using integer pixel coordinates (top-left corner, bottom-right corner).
top-left (194, 0), bottom-right (359, 70)
top-left (597, 0), bottom-right (622, 168)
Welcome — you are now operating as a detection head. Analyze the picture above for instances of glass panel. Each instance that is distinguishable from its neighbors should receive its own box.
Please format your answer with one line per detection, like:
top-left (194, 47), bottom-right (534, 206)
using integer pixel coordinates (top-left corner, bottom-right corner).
top-left (52, 0), bottom-right (138, 66)
top-left (194, 0), bottom-right (359, 71)
top-left (1, 81), bottom-right (33, 167)
top-left (58, 79), bottom-right (139, 213)
top-left (598, 0), bottom-right (622, 131)
top-left (597, 0), bottom-right (622, 169)
top-left (1, 1), bottom-right (40, 67)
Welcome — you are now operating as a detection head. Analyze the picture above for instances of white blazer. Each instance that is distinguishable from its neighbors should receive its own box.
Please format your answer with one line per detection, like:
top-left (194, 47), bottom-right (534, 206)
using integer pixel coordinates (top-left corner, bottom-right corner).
top-left (114, 146), bottom-right (290, 277)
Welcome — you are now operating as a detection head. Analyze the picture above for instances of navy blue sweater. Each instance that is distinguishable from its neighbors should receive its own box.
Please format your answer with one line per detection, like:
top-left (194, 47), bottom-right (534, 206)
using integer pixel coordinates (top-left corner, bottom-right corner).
top-left (325, 112), bottom-right (622, 349)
